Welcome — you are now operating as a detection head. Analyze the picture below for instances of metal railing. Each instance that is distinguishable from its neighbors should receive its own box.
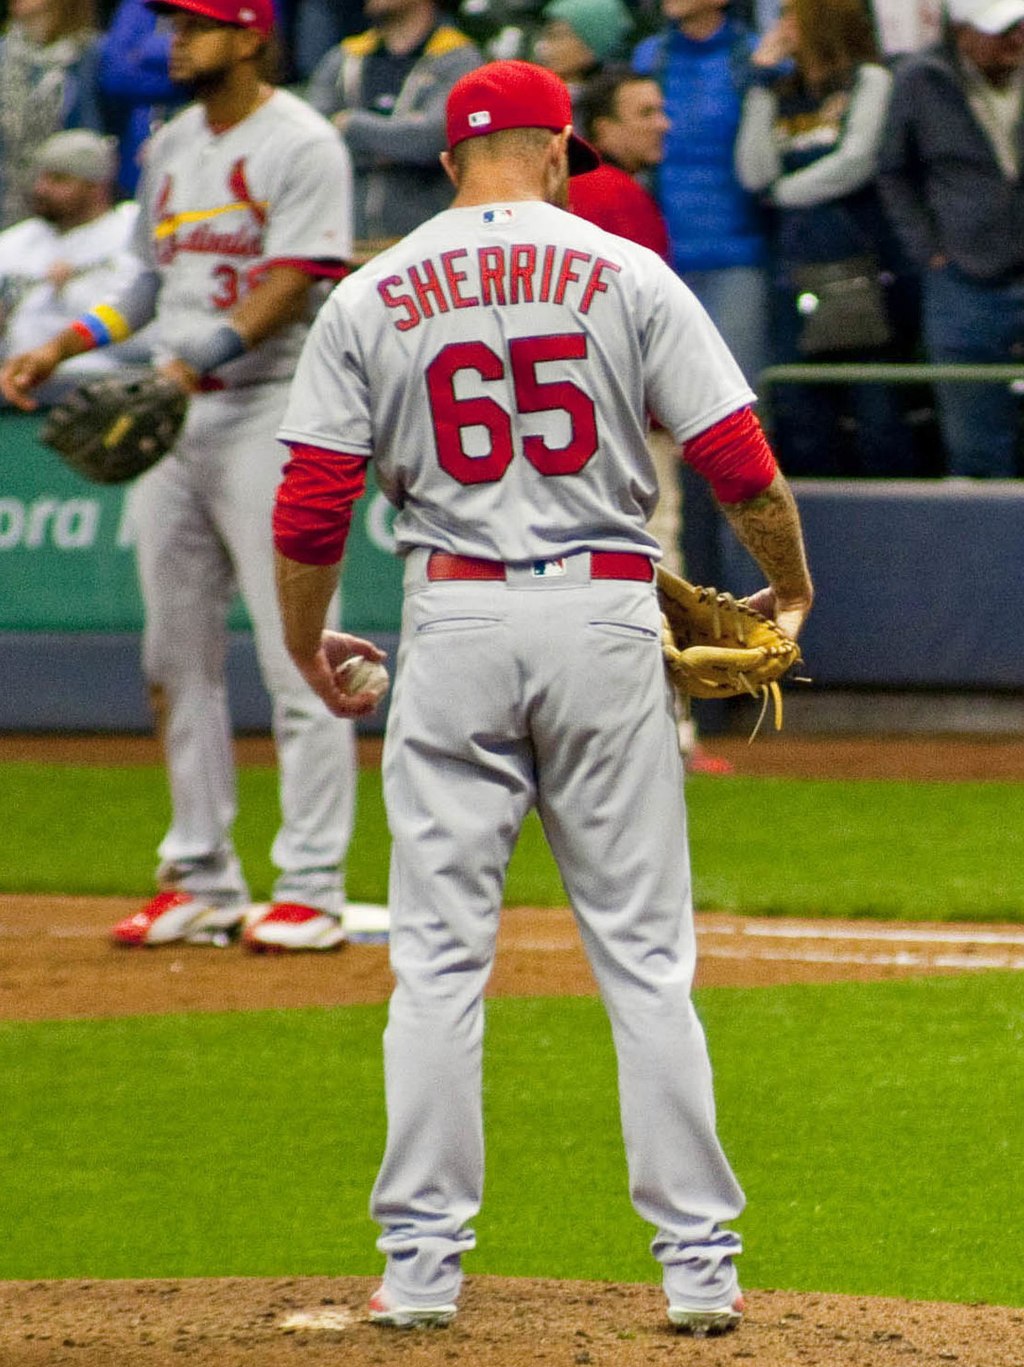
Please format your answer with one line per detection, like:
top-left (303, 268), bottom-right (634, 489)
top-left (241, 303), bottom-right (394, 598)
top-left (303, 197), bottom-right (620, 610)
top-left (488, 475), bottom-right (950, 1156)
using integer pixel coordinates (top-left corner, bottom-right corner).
top-left (758, 360), bottom-right (1024, 392)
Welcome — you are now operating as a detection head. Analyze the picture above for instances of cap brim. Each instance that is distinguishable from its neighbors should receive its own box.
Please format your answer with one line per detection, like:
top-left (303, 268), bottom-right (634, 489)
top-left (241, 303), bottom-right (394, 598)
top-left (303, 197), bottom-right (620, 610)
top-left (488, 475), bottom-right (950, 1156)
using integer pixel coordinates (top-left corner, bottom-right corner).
top-left (146, 0), bottom-right (220, 17)
top-left (568, 132), bottom-right (601, 177)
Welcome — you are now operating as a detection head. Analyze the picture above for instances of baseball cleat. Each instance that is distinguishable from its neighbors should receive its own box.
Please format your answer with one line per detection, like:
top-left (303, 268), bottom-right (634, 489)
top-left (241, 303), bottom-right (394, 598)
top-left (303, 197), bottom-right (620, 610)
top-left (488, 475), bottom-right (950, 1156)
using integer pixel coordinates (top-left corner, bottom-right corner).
top-left (110, 891), bottom-right (244, 947)
top-left (367, 1285), bottom-right (457, 1329)
top-left (667, 1294), bottom-right (744, 1336)
top-left (242, 902), bottom-right (347, 953)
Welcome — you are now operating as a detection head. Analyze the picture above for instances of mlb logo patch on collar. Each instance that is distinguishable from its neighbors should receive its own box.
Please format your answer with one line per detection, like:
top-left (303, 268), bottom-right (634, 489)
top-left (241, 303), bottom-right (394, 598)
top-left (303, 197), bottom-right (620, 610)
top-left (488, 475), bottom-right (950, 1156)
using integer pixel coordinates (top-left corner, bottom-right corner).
top-left (531, 558), bottom-right (566, 577)
top-left (482, 207), bottom-right (514, 225)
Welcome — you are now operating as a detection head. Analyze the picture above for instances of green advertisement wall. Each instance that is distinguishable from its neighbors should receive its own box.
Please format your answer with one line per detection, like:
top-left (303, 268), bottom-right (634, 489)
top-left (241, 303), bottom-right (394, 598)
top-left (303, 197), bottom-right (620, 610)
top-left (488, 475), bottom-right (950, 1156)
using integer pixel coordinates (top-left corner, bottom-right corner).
top-left (0, 410), bottom-right (403, 729)
top-left (0, 411), bottom-right (404, 635)
top-left (5, 409), bottom-right (1024, 729)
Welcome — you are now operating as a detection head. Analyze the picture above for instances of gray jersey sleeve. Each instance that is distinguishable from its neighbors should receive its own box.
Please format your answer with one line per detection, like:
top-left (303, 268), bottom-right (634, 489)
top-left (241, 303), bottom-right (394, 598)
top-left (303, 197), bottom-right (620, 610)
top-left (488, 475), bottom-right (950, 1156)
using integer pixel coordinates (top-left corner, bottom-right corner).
top-left (641, 266), bottom-right (756, 443)
top-left (74, 173), bottom-right (160, 332)
top-left (278, 287), bottom-right (371, 451)
top-left (264, 134), bottom-right (355, 263)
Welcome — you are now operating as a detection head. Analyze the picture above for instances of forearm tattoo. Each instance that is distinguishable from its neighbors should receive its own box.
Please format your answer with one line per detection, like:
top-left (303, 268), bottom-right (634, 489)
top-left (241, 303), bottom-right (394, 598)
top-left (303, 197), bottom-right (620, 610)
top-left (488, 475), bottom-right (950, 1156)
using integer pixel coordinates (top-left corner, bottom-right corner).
top-left (721, 475), bottom-right (812, 600)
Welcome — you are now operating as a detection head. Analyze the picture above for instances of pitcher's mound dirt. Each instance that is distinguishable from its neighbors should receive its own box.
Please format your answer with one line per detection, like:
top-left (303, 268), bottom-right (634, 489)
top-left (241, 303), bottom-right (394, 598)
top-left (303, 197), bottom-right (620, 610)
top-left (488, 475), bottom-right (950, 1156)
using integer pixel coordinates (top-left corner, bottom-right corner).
top-left (2, 1276), bottom-right (1022, 1367)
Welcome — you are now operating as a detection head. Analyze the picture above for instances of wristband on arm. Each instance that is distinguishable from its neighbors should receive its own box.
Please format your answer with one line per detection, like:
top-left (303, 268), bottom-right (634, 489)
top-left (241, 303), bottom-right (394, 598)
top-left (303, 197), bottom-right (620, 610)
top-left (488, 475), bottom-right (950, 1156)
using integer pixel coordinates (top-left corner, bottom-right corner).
top-left (70, 268), bottom-right (162, 349)
top-left (172, 323), bottom-right (247, 375)
top-left (71, 304), bottom-right (133, 349)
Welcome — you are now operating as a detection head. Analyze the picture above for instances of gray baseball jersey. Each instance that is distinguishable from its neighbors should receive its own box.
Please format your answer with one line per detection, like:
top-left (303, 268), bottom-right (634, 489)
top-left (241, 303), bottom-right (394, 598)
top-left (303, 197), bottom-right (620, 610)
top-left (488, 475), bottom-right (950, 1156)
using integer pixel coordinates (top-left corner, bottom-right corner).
top-left (281, 199), bottom-right (749, 1313)
top-left (136, 88), bottom-right (353, 385)
top-left (280, 200), bottom-right (753, 558)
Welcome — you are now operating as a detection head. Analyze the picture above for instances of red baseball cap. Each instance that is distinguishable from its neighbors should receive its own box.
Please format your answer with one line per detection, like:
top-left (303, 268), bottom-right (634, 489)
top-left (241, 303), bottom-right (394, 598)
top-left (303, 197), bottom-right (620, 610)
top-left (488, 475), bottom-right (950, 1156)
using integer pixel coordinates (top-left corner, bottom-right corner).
top-left (446, 60), bottom-right (600, 176)
top-left (146, 0), bottom-right (275, 36)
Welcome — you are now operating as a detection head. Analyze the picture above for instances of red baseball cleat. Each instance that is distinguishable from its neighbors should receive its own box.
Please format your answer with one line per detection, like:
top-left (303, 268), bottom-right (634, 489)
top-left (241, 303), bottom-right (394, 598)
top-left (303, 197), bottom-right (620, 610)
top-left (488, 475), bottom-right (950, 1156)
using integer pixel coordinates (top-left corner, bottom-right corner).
top-left (110, 890), bottom-right (243, 946)
top-left (243, 902), bottom-right (347, 952)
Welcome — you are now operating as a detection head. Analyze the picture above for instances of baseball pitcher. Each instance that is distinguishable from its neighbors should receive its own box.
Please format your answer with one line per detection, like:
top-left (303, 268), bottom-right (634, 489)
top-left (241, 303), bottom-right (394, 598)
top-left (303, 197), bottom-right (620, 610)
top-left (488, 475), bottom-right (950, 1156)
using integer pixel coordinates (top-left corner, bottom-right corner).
top-left (272, 61), bottom-right (813, 1332)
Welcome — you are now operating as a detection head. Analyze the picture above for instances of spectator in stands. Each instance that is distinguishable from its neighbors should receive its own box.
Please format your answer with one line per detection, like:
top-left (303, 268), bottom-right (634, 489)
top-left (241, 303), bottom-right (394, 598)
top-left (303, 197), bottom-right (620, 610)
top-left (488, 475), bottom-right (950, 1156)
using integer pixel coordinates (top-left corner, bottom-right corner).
top-left (0, 0), bottom-right (105, 228)
top-left (452, 0), bottom-right (540, 62)
top-left (737, 0), bottom-right (778, 29)
top-left (303, 0), bottom-right (482, 252)
top-left (290, 0), bottom-right (367, 80)
top-left (878, 0), bottom-right (1024, 479)
top-left (632, 0), bottom-right (768, 387)
top-left (95, 0), bottom-right (188, 196)
top-left (533, 0), bottom-right (634, 102)
top-left (735, 0), bottom-right (916, 476)
top-left (0, 129), bottom-right (149, 404)
top-left (572, 69), bottom-right (676, 567)
top-left (571, 66), bottom-right (669, 254)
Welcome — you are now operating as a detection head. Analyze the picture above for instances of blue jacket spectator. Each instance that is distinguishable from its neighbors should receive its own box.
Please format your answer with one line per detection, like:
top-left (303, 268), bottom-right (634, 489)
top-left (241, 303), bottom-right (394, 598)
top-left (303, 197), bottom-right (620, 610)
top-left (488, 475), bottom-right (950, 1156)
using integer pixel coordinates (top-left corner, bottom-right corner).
top-left (96, 0), bottom-right (188, 195)
top-left (633, 0), bottom-right (767, 384)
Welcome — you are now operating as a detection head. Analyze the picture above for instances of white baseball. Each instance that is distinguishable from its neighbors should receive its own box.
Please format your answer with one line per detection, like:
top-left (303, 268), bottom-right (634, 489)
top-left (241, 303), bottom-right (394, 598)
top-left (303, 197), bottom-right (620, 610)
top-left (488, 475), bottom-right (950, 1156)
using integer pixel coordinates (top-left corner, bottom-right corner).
top-left (336, 654), bottom-right (389, 701)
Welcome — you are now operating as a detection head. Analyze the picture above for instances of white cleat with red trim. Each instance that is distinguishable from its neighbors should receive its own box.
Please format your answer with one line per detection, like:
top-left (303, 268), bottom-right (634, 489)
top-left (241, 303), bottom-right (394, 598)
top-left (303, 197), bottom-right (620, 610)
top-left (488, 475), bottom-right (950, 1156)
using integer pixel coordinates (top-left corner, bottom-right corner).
top-left (367, 1285), bottom-right (457, 1329)
top-left (667, 1294), bottom-right (744, 1336)
top-left (243, 902), bottom-right (347, 952)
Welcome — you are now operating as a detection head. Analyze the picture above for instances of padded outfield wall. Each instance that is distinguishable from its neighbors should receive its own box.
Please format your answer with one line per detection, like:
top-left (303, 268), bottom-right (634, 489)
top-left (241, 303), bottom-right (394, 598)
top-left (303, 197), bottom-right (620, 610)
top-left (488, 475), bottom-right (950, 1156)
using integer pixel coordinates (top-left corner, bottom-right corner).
top-left (0, 411), bottom-right (402, 731)
top-left (2, 411), bottom-right (1024, 731)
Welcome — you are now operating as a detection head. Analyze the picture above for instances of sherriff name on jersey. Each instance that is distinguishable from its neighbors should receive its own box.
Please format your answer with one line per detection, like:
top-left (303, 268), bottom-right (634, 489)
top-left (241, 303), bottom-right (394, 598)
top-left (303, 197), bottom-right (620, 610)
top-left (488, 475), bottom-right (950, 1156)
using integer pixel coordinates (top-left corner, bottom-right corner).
top-left (376, 243), bottom-right (623, 333)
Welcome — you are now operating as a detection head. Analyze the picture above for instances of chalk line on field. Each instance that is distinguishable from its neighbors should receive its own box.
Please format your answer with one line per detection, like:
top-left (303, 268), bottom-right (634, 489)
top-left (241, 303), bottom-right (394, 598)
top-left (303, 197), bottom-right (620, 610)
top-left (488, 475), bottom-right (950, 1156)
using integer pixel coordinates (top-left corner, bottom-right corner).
top-left (720, 922), bottom-right (1024, 947)
top-left (1, 911), bottom-right (1024, 971)
top-left (699, 946), bottom-right (1024, 972)
top-left (507, 917), bottom-right (1024, 972)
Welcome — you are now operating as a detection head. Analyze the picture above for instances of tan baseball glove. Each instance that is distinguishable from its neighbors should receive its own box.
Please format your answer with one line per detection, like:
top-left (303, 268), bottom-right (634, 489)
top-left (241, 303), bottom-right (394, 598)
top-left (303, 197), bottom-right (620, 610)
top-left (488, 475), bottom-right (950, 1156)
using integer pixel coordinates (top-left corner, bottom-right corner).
top-left (656, 565), bottom-right (804, 732)
top-left (40, 372), bottom-right (189, 485)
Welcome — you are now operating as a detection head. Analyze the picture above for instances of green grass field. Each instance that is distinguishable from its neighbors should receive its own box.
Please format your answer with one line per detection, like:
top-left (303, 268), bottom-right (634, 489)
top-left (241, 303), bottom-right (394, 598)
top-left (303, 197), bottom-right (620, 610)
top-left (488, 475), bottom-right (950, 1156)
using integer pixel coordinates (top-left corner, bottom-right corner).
top-left (2, 978), bottom-right (1021, 1306)
top-left (2, 758), bottom-right (1022, 1307)
top-left (2, 761), bottom-right (1023, 919)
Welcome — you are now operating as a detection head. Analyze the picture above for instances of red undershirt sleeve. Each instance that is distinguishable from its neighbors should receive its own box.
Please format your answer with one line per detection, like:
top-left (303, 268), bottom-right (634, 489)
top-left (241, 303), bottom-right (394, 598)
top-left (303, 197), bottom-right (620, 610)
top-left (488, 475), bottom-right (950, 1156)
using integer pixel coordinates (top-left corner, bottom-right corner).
top-left (681, 406), bottom-right (778, 503)
top-left (266, 256), bottom-right (352, 281)
top-left (273, 442), bottom-right (369, 565)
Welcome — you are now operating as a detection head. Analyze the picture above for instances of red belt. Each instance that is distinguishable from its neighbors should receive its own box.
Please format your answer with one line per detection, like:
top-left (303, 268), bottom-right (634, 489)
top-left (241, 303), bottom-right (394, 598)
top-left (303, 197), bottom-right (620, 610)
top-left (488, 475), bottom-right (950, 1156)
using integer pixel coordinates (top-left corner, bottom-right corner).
top-left (426, 551), bottom-right (654, 582)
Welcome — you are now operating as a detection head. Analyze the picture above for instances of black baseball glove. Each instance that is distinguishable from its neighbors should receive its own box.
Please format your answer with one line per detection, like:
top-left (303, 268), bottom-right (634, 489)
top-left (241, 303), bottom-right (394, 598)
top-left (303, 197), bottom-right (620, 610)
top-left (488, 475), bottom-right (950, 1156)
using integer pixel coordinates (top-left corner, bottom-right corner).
top-left (40, 372), bottom-right (189, 485)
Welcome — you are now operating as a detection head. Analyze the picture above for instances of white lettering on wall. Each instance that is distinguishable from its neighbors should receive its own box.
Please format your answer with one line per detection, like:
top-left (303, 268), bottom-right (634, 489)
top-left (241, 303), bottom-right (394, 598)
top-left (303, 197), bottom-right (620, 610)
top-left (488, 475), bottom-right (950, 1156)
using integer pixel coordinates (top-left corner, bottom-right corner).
top-left (0, 498), bottom-right (24, 549)
top-left (54, 500), bottom-right (99, 549)
top-left (366, 491), bottom-right (397, 555)
top-left (0, 497), bottom-right (102, 549)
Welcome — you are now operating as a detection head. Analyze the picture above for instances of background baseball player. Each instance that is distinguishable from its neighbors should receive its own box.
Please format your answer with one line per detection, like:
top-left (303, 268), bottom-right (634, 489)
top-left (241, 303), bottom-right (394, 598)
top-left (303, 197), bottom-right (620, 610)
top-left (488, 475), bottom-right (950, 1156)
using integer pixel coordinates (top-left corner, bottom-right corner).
top-left (271, 60), bottom-right (813, 1332)
top-left (0, 0), bottom-right (379, 952)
